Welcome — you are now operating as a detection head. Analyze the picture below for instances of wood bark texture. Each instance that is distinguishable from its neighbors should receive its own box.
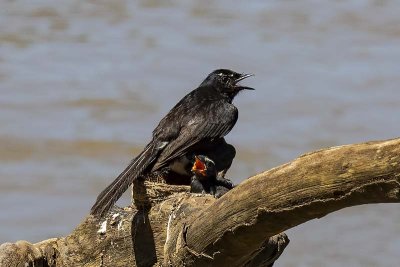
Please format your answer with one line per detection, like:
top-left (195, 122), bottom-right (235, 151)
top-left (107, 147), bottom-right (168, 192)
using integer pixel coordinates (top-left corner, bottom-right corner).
top-left (0, 137), bottom-right (399, 267)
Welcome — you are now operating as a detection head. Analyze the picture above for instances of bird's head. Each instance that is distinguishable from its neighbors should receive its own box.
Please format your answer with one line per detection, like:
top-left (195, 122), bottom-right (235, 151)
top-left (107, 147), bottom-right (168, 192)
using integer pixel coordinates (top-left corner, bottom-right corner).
top-left (191, 155), bottom-right (217, 178)
top-left (200, 69), bottom-right (254, 101)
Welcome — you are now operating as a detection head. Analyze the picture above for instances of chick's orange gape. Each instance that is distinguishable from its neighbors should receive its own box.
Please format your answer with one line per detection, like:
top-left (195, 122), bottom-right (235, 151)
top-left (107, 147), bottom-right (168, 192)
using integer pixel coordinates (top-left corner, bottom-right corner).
top-left (192, 156), bottom-right (207, 176)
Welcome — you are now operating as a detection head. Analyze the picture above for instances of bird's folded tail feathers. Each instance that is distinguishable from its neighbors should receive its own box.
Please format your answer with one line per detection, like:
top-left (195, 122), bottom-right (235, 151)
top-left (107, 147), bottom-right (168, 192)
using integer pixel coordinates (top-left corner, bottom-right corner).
top-left (90, 142), bottom-right (158, 217)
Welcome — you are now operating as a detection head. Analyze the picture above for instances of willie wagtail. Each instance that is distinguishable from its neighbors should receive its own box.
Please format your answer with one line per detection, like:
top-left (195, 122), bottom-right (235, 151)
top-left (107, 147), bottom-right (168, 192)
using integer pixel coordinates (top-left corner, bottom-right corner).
top-left (90, 69), bottom-right (253, 216)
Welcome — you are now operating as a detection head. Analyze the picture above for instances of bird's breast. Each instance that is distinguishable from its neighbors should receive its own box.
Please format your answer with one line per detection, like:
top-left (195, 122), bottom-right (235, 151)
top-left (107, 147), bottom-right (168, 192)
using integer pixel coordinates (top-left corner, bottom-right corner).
top-left (168, 155), bottom-right (191, 176)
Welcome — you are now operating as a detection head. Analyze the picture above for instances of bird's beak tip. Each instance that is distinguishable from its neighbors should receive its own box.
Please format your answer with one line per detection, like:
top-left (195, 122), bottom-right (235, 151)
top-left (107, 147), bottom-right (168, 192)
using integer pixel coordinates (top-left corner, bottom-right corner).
top-left (243, 73), bottom-right (255, 78)
top-left (238, 86), bottom-right (255, 91)
top-left (235, 73), bottom-right (254, 83)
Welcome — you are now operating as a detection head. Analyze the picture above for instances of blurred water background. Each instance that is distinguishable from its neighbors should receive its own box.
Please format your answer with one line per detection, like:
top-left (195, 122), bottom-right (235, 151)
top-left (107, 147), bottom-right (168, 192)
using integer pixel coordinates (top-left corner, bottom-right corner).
top-left (1, 0), bottom-right (399, 266)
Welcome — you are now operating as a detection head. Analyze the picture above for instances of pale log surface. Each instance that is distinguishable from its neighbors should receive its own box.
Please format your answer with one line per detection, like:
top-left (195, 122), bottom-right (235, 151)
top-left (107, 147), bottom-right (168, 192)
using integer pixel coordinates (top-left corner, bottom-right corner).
top-left (1, 137), bottom-right (399, 266)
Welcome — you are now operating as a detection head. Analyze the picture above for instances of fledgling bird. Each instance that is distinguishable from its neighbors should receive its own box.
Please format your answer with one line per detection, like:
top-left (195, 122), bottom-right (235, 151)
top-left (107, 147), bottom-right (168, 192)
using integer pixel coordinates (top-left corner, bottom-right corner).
top-left (90, 69), bottom-right (254, 217)
top-left (190, 155), bottom-right (234, 197)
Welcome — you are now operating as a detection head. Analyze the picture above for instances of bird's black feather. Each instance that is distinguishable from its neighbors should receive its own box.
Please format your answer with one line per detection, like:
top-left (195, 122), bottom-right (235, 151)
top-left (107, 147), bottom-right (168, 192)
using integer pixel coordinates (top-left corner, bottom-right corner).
top-left (90, 69), bottom-right (253, 217)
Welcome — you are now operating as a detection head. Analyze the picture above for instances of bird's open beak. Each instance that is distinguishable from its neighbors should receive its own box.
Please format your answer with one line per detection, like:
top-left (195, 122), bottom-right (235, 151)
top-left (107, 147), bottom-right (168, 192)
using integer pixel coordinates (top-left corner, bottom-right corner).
top-left (235, 73), bottom-right (255, 90)
top-left (192, 156), bottom-right (207, 176)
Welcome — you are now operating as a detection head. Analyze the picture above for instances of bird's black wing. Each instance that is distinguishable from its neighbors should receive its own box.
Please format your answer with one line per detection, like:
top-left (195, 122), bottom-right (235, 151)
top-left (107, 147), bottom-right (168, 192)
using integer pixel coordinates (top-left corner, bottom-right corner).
top-left (152, 101), bottom-right (238, 171)
top-left (90, 141), bottom-right (164, 216)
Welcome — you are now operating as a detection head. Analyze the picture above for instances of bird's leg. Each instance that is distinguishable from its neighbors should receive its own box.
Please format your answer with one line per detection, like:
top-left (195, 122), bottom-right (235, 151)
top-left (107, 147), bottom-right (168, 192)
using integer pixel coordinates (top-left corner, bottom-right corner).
top-left (209, 184), bottom-right (217, 196)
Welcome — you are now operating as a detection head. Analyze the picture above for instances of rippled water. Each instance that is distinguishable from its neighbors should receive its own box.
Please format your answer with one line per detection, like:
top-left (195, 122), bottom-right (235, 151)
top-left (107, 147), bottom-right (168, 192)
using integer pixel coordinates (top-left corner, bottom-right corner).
top-left (1, 1), bottom-right (399, 266)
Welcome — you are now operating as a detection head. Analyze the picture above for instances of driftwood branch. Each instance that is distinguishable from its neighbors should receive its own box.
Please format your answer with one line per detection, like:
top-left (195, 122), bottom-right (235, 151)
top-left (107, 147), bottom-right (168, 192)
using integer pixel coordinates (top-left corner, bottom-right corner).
top-left (1, 137), bottom-right (399, 266)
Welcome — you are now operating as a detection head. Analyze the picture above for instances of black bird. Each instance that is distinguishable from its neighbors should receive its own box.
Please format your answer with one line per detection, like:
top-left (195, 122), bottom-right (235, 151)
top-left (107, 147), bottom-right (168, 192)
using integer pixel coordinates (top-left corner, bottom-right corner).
top-left (90, 69), bottom-right (254, 216)
top-left (190, 155), bottom-right (234, 197)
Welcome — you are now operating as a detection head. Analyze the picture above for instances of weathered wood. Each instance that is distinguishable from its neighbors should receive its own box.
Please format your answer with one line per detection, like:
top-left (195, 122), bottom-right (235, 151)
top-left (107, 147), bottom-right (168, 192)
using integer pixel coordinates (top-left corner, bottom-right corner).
top-left (1, 137), bottom-right (399, 266)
